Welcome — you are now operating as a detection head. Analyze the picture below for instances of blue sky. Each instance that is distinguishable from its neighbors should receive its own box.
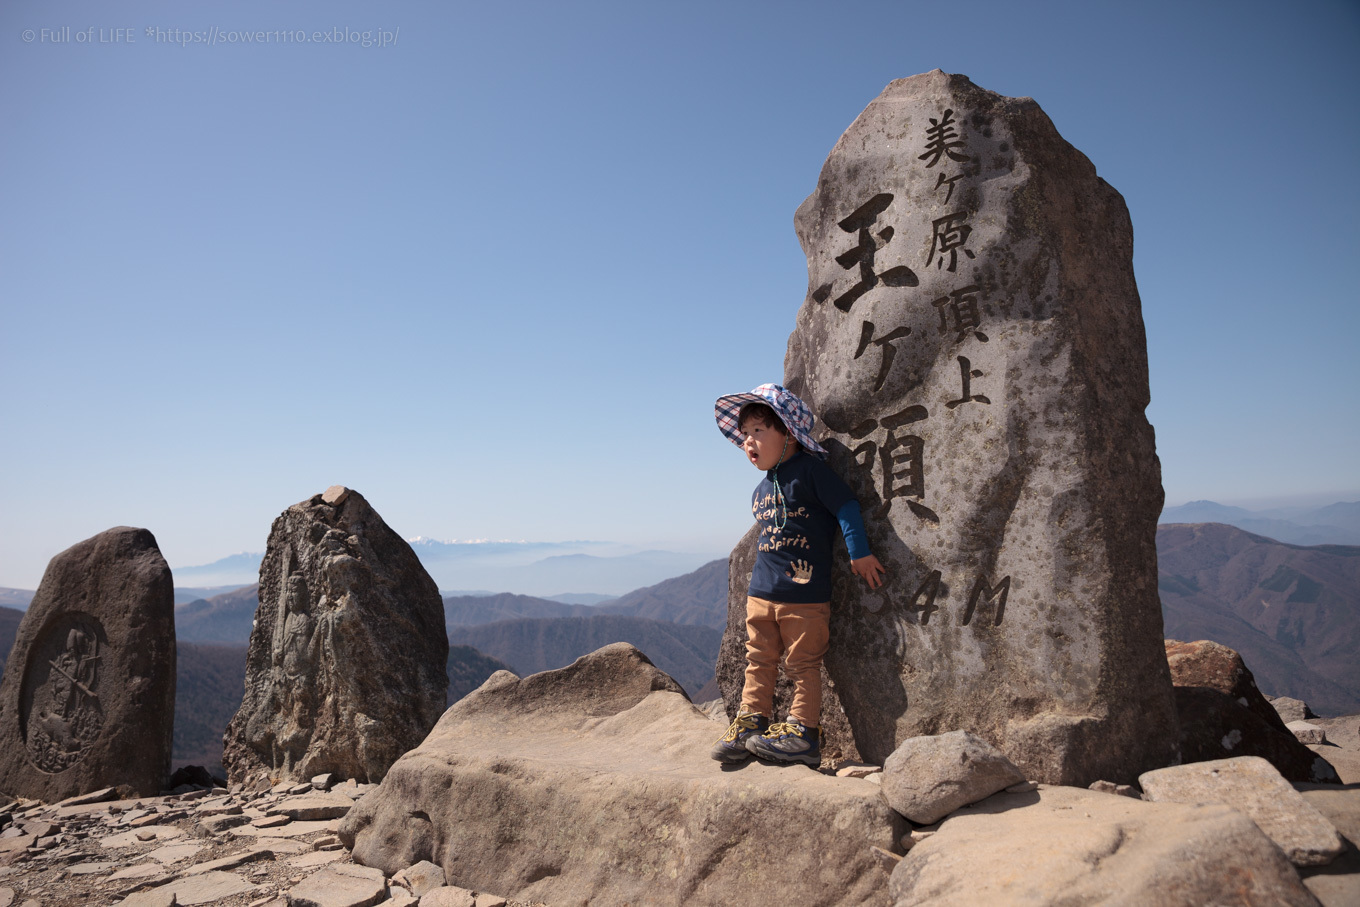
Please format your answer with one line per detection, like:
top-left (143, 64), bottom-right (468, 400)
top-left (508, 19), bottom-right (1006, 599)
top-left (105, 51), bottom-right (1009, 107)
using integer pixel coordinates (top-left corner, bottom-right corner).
top-left (2, 0), bottom-right (1357, 589)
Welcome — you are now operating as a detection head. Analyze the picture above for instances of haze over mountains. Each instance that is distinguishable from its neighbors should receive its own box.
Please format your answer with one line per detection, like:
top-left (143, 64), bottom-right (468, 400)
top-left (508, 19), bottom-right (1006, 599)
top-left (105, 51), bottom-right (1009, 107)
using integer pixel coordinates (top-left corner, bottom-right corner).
top-left (169, 539), bottom-right (720, 597)
top-left (1160, 500), bottom-right (1360, 546)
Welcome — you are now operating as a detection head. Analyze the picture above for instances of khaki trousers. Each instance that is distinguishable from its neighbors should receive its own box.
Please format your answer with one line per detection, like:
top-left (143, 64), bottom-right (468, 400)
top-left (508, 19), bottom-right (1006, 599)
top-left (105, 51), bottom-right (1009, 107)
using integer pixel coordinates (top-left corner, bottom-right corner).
top-left (740, 595), bottom-right (830, 727)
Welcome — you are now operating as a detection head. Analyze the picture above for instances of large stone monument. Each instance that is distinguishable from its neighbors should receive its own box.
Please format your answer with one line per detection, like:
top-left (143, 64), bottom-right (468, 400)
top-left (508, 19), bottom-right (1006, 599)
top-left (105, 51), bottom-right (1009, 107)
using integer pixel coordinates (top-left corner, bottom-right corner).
top-left (0, 527), bottom-right (175, 800)
top-left (223, 486), bottom-right (448, 786)
top-left (720, 71), bottom-right (1179, 785)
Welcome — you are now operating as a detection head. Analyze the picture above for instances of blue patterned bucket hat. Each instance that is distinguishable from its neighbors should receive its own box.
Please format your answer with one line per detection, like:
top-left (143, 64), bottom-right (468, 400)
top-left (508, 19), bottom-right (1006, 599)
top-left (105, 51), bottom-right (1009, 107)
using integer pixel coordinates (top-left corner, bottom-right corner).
top-left (714, 384), bottom-right (828, 458)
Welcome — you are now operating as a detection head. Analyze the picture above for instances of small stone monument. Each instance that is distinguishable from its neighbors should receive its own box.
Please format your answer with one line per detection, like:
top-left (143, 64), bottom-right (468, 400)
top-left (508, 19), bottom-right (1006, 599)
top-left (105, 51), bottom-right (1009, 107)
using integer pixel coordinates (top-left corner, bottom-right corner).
top-left (720, 71), bottom-right (1179, 785)
top-left (223, 487), bottom-right (448, 786)
top-left (0, 527), bottom-right (175, 800)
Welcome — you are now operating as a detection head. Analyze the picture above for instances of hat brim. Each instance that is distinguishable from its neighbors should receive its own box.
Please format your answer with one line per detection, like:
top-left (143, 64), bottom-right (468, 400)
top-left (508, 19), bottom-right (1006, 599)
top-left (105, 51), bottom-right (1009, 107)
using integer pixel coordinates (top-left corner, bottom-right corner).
top-left (714, 391), bottom-right (828, 457)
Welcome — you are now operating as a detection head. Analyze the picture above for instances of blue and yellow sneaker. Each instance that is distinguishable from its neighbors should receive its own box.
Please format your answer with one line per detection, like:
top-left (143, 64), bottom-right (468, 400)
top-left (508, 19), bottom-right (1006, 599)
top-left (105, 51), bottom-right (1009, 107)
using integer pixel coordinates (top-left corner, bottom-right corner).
top-left (710, 712), bottom-right (769, 763)
top-left (746, 719), bottom-right (822, 766)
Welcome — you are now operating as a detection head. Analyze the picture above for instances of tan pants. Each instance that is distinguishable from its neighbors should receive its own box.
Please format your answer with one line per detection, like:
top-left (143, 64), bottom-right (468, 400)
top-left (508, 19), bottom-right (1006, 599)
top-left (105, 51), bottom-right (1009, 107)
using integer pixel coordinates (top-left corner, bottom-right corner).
top-left (740, 595), bottom-right (830, 727)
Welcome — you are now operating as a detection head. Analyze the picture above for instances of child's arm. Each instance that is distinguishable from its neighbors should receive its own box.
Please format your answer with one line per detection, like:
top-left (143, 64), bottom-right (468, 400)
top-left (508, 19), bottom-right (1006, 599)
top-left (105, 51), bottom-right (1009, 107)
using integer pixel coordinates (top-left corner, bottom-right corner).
top-left (836, 500), bottom-right (886, 589)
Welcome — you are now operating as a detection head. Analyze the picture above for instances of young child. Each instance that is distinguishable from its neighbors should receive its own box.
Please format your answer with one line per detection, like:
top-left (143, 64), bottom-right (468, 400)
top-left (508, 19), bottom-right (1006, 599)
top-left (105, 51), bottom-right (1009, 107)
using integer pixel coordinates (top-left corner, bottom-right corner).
top-left (710, 384), bottom-right (885, 765)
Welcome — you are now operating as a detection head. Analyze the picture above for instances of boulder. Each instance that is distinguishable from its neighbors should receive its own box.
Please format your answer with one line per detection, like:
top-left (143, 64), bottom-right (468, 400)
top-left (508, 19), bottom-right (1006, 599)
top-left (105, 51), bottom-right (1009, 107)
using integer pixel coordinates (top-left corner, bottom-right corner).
top-left (1271, 696), bottom-right (1318, 725)
top-left (392, 859), bottom-right (445, 896)
top-left (727, 70), bottom-right (1179, 784)
top-left (223, 487), bottom-right (448, 786)
top-left (888, 783), bottom-right (1320, 905)
top-left (340, 643), bottom-right (905, 907)
top-left (1290, 721), bottom-right (1327, 745)
top-left (881, 731), bottom-right (1025, 825)
top-left (0, 527), bottom-right (175, 800)
top-left (1140, 756), bottom-right (1345, 867)
top-left (1165, 639), bottom-right (1338, 782)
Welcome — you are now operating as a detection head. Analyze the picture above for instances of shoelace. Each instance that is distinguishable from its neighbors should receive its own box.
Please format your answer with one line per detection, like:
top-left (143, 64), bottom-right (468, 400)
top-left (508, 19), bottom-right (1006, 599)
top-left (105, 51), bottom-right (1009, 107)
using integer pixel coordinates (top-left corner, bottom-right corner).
top-left (765, 721), bottom-right (802, 738)
top-left (723, 714), bottom-right (762, 742)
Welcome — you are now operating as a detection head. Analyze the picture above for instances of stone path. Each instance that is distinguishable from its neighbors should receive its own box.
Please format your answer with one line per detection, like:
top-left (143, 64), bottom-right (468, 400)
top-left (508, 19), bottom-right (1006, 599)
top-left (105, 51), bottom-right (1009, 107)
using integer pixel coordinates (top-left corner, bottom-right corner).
top-left (0, 777), bottom-right (538, 907)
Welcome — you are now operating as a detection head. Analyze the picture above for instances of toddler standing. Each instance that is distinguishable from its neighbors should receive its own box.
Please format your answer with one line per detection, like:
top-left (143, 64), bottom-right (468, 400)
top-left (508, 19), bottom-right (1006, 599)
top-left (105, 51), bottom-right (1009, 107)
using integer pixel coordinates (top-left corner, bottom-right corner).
top-left (710, 384), bottom-right (884, 765)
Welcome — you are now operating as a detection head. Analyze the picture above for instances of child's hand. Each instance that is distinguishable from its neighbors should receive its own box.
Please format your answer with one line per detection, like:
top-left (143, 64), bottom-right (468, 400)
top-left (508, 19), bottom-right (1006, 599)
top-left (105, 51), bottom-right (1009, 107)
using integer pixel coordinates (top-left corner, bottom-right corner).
top-left (851, 555), bottom-right (886, 589)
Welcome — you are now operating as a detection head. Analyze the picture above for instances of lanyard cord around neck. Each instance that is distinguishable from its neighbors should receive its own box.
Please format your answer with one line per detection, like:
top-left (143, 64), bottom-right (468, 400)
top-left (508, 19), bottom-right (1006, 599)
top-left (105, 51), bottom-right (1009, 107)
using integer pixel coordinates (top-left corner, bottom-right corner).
top-left (770, 434), bottom-right (789, 534)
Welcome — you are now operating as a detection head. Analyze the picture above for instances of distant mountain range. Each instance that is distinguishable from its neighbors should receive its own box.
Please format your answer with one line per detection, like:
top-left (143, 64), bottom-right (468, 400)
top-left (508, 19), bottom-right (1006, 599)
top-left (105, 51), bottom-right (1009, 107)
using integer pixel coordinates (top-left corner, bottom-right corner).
top-left (0, 589), bottom-right (33, 609)
top-left (1158, 522), bottom-right (1360, 716)
top-left (1160, 500), bottom-right (1360, 546)
top-left (161, 540), bottom-right (720, 599)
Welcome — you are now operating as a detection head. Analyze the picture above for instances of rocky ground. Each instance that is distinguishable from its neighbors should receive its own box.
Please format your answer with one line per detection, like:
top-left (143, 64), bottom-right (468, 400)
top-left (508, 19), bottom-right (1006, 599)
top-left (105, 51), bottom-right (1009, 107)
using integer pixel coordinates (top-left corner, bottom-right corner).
top-left (0, 705), bottom-right (1355, 906)
top-left (0, 778), bottom-right (542, 907)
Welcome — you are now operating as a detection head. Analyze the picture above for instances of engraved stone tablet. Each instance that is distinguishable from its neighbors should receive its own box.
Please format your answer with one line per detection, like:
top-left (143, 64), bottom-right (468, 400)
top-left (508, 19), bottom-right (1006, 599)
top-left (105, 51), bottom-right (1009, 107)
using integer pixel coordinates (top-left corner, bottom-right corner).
top-left (718, 71), bottom-right (1178, 785)
top-left (0, 527), bottom-right (175, 800)
top-left (223, 488), bottom-right (448, 786)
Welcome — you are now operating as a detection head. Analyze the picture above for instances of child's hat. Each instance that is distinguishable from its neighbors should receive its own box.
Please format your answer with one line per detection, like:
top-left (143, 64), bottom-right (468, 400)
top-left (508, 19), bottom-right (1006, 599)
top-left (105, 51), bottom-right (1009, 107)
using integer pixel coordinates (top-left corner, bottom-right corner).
top-left (714, 384), bottom-right (828, 458)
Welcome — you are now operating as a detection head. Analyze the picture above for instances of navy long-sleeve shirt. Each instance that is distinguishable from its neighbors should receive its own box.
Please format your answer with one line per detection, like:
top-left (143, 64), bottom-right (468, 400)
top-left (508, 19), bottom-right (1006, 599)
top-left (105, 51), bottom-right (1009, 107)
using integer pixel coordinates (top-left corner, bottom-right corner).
top-left (748, 451), bottom-right (870, 604)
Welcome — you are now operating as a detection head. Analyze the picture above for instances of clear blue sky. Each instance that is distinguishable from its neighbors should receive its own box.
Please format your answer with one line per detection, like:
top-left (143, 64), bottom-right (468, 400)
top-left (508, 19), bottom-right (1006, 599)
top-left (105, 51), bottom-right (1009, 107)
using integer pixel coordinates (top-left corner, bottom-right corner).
top-left (2, 0), bottom-right (1357, 589)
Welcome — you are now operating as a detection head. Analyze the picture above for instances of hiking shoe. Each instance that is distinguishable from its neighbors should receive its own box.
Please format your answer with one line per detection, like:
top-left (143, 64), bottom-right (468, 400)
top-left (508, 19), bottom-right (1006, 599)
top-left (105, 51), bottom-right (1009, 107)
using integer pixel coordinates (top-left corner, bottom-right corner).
top-left (710, 712), bottom-right (769, 763)
top-left (746, 720), bottom-right (822, 765)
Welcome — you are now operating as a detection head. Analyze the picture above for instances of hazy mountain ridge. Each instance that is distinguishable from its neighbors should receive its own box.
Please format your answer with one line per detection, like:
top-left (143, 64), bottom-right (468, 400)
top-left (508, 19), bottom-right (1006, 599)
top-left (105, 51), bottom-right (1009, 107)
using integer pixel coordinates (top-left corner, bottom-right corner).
top-left (0, 589), bottom-right (34, 610)
top-left (1157, 522), bottom-right (1360, 715)
top-left (176, 584), bottom-right (262, 643)
top-left (594, 558), bottom-right (727, 629)
top-left (443, 592), bottom-right (595, 626)
top-left (160, 540), bottom-right (720, 598)
top-left (1161, 500), bottom-right (1360, 546)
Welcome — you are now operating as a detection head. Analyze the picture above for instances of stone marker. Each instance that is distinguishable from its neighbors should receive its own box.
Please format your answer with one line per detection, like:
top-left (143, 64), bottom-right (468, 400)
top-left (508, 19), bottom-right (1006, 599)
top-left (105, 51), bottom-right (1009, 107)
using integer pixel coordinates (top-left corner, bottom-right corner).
top-left (1139, 755), bottom-right (1345, 867)
top-left (0, 527), bottom-right (175, 800)
top-left (223, 487), bottom-right (448, 786)
top-left (881, 730), bottom-right (1025, 825)
top-left (719, 70), bottom-right (1179, 785)
top-left (340, 643), bottom-right (904, 907)
top-left (887, 784), bottom-right (1320, 906)
top-left (1165, 639), bottom-right (1338, 782)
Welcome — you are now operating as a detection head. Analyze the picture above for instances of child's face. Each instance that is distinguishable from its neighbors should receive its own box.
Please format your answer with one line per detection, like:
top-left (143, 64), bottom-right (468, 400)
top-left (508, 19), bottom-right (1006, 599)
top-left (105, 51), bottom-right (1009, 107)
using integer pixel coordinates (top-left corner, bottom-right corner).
top-left (739, 416), bottom-right (797, 471)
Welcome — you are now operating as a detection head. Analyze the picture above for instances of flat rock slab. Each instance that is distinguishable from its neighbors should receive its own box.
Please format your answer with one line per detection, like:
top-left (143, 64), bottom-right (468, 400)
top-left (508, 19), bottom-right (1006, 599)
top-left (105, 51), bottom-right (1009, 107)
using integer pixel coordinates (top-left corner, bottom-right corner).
top-left (882, 730), bottom-right (1025, 824)
top-left (118, 889), bottom-right (177, 907)
top-left (231, 818), bottom-right (338, 839)
top-left (146, 869), bottom-right (258, 906)
top-left (341, 644), bottom-right (905, 907)
top-left (109, 862), bottom-right (167, 880)
top-left (1140, 756), bottom-right (1345, 866)
top-left (100, 825), bottom-right (185, 848)
top-left (287, 862), bottom-right (386, 907)
top-left (269, 793), bottom-right (354, 820)
top-left (0, 527), bottom-right (176, 800)
top-left (1297, 784), bottom-right (1360, 907)
top-left (144, 842), bottom-right (205, 864)
top-left (422, 887), bottom-right (477, 907)
top-left (289, 850), bottom-right (346, 868)
top-left (888, 784), bottom-right (1319, 905)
